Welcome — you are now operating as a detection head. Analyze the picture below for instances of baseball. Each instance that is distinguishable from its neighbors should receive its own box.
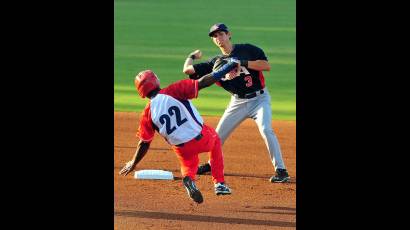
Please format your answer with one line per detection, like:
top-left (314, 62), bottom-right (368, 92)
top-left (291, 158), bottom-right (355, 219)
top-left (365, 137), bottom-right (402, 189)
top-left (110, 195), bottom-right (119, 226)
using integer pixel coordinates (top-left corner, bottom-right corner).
top-left (194, 50), bottom-right (202, 59)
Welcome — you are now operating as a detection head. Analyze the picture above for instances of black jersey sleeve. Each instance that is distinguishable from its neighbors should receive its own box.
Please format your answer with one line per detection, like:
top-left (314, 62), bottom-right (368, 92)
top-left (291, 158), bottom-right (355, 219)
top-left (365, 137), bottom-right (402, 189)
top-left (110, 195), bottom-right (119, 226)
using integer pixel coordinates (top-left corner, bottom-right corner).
top-left (189, 62), bottom-right (213, 79)
top-left (247, 44), bottom-right (268, 61)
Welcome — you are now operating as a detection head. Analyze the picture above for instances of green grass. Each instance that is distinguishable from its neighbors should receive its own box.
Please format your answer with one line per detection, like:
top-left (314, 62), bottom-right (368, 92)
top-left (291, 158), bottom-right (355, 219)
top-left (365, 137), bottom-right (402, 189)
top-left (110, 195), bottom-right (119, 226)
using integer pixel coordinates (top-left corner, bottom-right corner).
top-left (114, 0), bottom-right (295, 120)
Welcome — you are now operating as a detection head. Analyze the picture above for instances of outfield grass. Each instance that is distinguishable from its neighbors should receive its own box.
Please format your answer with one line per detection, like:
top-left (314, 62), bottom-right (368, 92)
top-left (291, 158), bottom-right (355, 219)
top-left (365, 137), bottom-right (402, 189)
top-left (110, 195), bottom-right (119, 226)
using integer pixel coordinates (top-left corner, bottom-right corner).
top-left (114, 0), bottom-right (295, 120)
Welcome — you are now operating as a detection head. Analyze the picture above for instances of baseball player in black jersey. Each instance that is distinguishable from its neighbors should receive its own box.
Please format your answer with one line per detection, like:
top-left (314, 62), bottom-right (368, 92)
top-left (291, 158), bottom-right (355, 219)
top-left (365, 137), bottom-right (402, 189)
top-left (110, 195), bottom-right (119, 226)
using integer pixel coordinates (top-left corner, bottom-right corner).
top-left (182, 23), bottom-right (290, 183)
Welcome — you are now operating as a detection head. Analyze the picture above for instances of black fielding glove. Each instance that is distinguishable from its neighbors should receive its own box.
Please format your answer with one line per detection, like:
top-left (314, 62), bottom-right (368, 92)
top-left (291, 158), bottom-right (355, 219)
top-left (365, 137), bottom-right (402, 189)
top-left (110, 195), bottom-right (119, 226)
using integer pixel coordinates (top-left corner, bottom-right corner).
top-left (240, 60), bottom-right (248, 68)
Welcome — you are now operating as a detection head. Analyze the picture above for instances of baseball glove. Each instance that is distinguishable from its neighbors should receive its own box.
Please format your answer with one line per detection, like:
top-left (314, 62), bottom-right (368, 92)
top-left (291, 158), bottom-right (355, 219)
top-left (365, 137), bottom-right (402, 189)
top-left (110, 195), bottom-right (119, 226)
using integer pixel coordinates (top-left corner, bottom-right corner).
top-left (213, 57), bottom-right (240, 80)
top-left (213, 57), bottom-right (229, 71)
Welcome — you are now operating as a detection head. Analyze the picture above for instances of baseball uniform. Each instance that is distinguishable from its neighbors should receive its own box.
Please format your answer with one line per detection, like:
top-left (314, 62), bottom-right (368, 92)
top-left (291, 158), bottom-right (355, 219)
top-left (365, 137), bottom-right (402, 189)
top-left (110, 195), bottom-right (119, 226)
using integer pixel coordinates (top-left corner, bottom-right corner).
top-left (138, 79), bottom-right (225, 183)
top-left (189, 44), bottom-right (287, 171)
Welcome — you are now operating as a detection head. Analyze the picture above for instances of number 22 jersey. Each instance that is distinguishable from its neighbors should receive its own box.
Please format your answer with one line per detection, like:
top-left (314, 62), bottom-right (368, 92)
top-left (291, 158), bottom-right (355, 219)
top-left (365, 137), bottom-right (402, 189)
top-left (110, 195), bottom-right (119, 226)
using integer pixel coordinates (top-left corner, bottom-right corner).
top-left (137, 79), bottom-right (204, 146)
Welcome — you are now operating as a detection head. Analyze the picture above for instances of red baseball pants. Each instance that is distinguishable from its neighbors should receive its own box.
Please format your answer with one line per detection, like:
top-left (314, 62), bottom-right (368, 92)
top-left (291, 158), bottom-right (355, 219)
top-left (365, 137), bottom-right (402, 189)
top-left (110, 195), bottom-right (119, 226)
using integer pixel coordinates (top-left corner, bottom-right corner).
top-left (172, 124), bottom-right (225, 184)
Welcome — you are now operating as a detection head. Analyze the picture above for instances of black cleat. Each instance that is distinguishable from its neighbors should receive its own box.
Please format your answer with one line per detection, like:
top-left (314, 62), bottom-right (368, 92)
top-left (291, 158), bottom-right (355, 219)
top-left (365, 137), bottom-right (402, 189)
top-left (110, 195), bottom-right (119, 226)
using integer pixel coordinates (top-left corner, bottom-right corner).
top-left (183, 176), bottom-right (203, 204)
top-left (270, 168), bottom-right (290, 183)
top-left (197, 163), bottom-right (211, 175)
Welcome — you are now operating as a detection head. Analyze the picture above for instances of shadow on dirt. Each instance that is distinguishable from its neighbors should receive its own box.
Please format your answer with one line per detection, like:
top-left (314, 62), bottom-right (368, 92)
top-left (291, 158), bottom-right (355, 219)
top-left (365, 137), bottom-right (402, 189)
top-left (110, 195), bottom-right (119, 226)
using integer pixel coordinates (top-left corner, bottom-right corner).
top-left (237, 210), bottom-right (296, 215)
top-left (260, 206), bottom-right (296, 211)
top-left (239, 205), bottom-right (296, 215)
top-left (114, 210), bottom-right (296, 227)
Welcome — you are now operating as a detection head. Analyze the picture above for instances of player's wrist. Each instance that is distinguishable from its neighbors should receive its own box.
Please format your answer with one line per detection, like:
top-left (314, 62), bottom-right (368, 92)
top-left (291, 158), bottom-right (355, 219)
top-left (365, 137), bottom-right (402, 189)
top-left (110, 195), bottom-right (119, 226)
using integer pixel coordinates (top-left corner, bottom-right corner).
top-left (240, 60), bottom-right (248, 68)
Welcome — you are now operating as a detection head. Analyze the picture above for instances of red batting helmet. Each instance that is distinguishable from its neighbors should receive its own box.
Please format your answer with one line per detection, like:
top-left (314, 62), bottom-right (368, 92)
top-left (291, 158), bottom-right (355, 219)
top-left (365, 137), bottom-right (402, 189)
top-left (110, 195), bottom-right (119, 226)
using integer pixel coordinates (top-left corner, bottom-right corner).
top-left (134, 70), bottom-right (160, 98)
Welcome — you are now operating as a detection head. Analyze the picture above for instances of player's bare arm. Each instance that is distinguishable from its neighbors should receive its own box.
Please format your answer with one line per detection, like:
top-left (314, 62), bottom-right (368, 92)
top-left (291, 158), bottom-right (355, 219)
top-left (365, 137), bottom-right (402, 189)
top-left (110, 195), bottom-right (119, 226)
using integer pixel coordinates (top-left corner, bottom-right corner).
top-left (183, 50), bottom-right (202, 75)
top-left (197, 73), bottom-right (218, 89)
top-left (119, 140), bottom-right (151, 176)
top-left (246, 60), bottom-right (271, 71)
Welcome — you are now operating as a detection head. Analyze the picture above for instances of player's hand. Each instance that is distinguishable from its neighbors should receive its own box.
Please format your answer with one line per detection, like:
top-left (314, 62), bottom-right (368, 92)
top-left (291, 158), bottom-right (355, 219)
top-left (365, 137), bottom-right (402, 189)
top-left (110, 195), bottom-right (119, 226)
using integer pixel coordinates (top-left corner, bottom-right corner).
top-left (189, 50), bottom-right (202, 60)
top-left (119, 161), bottom-right (136, 176)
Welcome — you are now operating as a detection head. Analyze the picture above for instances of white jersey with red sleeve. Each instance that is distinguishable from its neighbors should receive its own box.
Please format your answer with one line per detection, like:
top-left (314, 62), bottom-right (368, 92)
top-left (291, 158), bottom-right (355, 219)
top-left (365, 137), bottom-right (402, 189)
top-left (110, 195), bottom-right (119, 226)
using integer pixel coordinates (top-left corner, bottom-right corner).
top-left (137, 79), bottom-right (203, 146)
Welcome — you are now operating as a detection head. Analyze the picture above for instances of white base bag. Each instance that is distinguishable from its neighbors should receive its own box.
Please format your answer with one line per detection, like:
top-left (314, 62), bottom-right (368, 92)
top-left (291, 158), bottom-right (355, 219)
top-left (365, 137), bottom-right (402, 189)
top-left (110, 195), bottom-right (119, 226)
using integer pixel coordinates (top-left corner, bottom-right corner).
top-left (134, 170), bottom-right (174, 180)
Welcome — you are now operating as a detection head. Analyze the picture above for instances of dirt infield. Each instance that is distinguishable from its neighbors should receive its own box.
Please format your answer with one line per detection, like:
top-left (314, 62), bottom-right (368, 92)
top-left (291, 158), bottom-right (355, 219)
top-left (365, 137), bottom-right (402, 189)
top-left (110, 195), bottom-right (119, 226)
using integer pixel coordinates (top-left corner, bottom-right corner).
top-left (114, 112), bottom-right (296, 230)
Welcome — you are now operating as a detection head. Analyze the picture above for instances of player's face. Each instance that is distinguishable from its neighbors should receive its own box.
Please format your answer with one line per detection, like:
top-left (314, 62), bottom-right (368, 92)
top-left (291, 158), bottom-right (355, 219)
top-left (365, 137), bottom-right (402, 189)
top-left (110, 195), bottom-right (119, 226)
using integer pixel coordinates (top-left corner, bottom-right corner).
top-left (211, 31), bottom-right (231, 47)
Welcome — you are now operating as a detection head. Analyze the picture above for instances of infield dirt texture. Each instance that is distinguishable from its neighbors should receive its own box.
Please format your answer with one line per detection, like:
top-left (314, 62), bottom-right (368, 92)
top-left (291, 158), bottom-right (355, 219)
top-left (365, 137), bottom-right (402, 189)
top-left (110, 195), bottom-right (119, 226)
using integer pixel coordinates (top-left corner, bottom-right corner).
top-left (114, 112), bottom-right (296, 229)
top-left (114, 0), bottom-right (295, 229)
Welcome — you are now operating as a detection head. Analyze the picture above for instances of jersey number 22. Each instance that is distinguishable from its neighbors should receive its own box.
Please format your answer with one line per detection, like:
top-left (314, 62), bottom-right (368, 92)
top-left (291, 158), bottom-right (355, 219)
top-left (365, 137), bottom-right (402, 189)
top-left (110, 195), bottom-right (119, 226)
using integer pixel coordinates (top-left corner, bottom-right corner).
top-left (159, 106), bottom-right (187, 135)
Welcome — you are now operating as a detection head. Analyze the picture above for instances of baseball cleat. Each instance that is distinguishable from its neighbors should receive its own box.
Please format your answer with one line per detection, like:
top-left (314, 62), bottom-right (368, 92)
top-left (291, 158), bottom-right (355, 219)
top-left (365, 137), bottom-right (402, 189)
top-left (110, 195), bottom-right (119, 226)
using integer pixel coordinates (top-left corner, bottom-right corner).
top-left (197, 163), bottom-right (211, 175)
top-left (183, 176), bottom-right (203, 204)
top-left (214, 182), bottom-right (232, 195)
top-left (270, 168), bottom-right (290, 183)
